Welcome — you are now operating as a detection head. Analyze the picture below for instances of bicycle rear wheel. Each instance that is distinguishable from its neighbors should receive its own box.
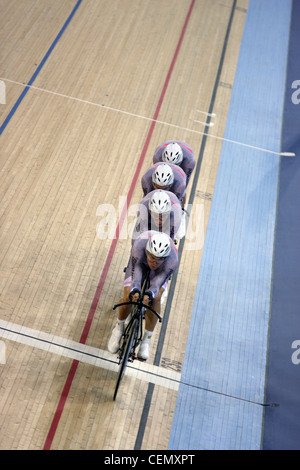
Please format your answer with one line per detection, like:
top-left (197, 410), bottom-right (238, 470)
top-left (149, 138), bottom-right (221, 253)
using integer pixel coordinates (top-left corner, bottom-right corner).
top-left (113, 317), bottom-right (138, 401)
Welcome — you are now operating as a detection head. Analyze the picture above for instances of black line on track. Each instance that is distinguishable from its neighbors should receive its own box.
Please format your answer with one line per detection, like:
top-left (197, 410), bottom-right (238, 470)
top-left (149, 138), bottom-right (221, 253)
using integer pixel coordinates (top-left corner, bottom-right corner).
top-left (134, 0), bottom-right (238, 451)
top-left (1, 325), bottom-right (278, 407)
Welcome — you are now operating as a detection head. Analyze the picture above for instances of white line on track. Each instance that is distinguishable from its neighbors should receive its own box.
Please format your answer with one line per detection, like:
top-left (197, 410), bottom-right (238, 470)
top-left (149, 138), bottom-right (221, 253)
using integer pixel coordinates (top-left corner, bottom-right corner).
top-left (1, 77), bottom-right (295, 157)
top-left (0, 319), bottom-right (181, 391)
top-left (196, 109), bottom-right (216, 117)
top-left (193, 119), bottom-right (214, 127)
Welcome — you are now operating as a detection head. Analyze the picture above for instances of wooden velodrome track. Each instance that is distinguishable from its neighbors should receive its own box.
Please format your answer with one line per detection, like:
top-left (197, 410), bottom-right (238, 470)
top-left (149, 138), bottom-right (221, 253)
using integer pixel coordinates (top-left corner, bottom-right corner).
top-left (0, 0), bottom-right (248, 450)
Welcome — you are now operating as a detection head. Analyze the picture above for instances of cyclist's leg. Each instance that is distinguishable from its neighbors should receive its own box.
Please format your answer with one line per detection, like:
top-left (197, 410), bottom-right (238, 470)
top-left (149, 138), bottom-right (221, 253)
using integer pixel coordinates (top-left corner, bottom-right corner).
top-left (143, 271), bottom-right (168, 331)
top-left (115, 263), bottom-right (139, 322)
top-left (117, 286), bottom-right (132, 321)
top-left (138, 286), bottom-right (164, 360)
top-left (108, 286), bottom-right (131, 353)
top-left (144, 287), bottom-right (164, 331)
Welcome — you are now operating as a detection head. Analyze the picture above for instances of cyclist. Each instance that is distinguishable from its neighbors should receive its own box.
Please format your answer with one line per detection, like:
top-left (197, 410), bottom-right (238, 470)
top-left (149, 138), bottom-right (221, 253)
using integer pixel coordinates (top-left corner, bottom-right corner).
top-left (131, 189), bottom-right (182, 242)
top-left (108, 231), bottom-right (178, 361)
top-left (141, 162), bottom-right (187, 206)
top-left (152, 140), bottom-right (195, 186)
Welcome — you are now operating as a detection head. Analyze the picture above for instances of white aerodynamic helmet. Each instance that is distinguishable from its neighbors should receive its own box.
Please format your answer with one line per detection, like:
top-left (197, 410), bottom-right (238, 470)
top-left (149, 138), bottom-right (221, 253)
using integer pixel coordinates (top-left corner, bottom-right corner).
top-left (162, 142), bottom-right (183, 165)
top-left (146, 232), bottom-right (171, 258)
top-left (152, 164), bottom-right (174, 187)
top-left (149, 190), bottom-right (171, 214)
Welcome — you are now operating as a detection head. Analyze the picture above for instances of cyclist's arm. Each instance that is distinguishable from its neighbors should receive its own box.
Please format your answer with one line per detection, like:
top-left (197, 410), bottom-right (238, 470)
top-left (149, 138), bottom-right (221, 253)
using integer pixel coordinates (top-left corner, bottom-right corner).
top-left (141, 175), bottom-right (152, 197)
top-left (130, 256), bottom-right (144, 294)
top-left (182, 155), bottom-right (195, 186)
top-left (148, 263), bottom-right (177, 299)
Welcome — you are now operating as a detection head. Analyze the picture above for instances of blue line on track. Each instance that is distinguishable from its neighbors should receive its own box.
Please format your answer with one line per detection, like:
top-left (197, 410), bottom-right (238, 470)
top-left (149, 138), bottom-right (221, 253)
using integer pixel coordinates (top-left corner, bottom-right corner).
top-left (0, 0), bottom-right (82, 136)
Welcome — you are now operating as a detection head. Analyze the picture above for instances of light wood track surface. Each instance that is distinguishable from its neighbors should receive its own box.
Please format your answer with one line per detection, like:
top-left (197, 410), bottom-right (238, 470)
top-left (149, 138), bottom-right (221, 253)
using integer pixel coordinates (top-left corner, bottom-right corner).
top-left (0, 0), bottom-right (248, 450)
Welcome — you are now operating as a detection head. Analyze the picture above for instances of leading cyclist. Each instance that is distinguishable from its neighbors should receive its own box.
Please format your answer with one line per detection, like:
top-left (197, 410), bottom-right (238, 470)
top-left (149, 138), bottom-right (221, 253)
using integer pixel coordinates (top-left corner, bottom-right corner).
top-left (108, 231), bottom-right (178, 361)
top-left (152, 140), bottom-right (195, 186)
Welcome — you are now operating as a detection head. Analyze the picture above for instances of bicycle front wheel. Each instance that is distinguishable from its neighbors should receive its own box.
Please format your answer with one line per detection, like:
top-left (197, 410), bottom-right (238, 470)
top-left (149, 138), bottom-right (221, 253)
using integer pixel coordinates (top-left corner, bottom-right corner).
top-left (113, 318), bottom-right (138, 401)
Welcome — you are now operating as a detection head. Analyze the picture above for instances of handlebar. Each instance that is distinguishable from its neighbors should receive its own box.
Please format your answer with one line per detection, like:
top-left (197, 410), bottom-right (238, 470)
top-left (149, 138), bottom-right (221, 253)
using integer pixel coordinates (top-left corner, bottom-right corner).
top-left (113, 301), bottom-right (162, 322)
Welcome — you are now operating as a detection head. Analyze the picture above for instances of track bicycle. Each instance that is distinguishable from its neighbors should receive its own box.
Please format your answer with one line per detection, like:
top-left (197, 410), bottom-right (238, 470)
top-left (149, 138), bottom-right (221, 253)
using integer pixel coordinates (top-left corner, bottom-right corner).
top-left (112, 269), bottom-right (162, 400)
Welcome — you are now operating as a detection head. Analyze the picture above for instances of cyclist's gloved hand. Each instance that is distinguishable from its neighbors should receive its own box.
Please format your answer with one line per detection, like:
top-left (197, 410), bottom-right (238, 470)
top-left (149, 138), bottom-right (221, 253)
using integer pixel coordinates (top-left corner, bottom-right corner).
top-left (144, 291), bottom-right (154, 307)
top-left (129, 288), bottom-right (141, 301)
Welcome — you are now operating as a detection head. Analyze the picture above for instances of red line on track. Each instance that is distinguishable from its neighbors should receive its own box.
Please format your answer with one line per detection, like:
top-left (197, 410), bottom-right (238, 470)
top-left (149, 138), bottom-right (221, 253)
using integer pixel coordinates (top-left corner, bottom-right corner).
top-left (43, 0), bottom-right (195, 450)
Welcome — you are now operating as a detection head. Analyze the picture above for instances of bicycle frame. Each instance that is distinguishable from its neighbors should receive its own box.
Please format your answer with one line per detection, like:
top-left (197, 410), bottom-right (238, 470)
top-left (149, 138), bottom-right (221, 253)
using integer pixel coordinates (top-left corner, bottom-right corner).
top-left (113, 299), bottom-right (162, 364)
top-left (112, 269), bottom-right (162, 399)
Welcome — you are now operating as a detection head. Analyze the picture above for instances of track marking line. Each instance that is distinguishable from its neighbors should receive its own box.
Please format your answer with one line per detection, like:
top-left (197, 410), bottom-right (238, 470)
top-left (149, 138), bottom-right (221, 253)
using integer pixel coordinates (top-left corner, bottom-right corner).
top-left (196, 109), bottom-right (216, 117)
top-left (193, 119), bottom-right (215, 127)
top-left (0, 319), bottom-right (181, 391)
top-left (1, 77), bottom-right (295, 157)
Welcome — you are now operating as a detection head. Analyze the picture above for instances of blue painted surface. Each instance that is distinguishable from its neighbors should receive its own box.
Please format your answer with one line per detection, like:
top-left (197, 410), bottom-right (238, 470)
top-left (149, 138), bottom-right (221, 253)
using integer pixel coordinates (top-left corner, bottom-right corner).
top-left (169, 0), bottom-right (292, 450)
top-left (262, 0), bottom-right (300, 450)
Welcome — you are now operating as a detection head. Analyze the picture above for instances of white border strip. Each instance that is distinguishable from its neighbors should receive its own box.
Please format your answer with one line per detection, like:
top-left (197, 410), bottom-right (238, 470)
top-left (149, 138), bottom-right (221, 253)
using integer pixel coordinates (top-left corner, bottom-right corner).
top-left (0, 77), bottom-right (295, 157)
top-left (0, 319), bottom-right (181, 391)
